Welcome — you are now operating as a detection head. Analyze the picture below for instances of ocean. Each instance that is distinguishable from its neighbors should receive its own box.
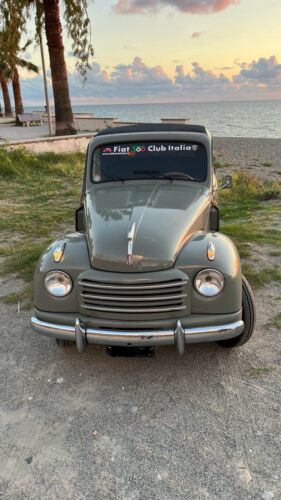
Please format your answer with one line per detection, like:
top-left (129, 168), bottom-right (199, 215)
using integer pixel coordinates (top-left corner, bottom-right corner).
top-left (30, 100), bottom-right (281, 139)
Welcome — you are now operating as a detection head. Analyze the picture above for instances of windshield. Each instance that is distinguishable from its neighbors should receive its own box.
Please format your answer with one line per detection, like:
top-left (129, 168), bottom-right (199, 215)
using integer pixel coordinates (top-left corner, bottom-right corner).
top-left (92, 141), bottom-right (207, 183)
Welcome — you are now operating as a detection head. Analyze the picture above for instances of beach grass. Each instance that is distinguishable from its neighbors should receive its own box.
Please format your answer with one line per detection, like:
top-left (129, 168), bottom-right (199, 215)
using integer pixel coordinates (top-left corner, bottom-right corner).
top-left (241, 264), bottom-right (281, 289)
top-left (213, 157), bottom-right (232, 170)
top-left (219, 172), bottom-right (281, 288)
top-left (0, 147), bottom-right (281, 305)
top-left (0, 148), bottom-right (84, 306)
top-left (219, 172), bottom-right (281, 249)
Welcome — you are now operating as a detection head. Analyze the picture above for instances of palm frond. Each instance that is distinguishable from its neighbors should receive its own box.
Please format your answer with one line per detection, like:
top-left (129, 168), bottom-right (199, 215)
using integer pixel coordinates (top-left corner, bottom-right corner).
top-left (20, 39), bottom-right (33, 52)
top-left (16, 58), bottom-right (39, 74)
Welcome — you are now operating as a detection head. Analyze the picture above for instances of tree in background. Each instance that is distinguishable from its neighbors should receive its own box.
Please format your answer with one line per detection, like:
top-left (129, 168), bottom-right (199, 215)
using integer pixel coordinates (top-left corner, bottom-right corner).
top-left (0, 1), bottom-right (24, 119)
top-left (0, 32), bottom-right (39, 124)
top-left (12, 47), bottom-right (39, 124)
top-left (0, 69), bottom-right (13, 117)
top-left (0, 0), bottom-right (94, 136)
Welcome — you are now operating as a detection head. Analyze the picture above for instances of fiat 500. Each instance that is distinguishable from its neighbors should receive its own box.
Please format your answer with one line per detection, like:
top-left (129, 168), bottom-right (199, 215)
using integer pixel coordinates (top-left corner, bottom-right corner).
top-left (31, 124), bottom-right (256, 355)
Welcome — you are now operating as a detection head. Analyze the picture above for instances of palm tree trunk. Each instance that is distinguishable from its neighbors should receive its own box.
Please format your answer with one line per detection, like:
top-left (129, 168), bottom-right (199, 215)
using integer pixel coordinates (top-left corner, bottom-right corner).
top-left (12, 67), bottom-right (24, 125)
top-left (43, 0), bottom-right (76, 136)
top-left (0, 74), bottom-right (13, 117)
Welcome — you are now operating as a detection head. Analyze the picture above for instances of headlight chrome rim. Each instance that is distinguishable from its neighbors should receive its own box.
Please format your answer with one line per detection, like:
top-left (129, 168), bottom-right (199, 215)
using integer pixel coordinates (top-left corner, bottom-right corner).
top-left (44, 270), bottom-right (73, 297)
top-left (194, 268), bottom-right (224, 297)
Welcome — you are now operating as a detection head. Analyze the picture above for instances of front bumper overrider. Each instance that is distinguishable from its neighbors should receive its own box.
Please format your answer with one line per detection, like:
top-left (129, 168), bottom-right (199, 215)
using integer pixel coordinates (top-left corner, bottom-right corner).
top-left (31, 315), bottom-right (244, 355)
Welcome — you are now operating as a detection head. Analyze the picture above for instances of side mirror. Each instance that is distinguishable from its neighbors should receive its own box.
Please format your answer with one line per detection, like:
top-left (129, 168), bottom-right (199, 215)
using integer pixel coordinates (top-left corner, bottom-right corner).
top-left (216, 175), bottom-right (232, 191)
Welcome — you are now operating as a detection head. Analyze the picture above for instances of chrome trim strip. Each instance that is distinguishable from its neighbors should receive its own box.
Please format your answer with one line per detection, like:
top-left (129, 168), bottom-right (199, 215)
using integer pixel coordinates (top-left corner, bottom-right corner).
top-left (81, 304), bottom-right (186, 313)
top-left (78, 280), bottom-right (187, 290)
top-left (75, 318), bottom-right (86, 353)
top-left (31, 317), bottom-right (244, 347)
top-left (31, 318), bottom-right (76, 341)
top-left (175, 320), bottom-right (185, 355)
top-left (127, 222), bottom-right (136, 265)
top-left (80, 293), bottom-right (187, 302)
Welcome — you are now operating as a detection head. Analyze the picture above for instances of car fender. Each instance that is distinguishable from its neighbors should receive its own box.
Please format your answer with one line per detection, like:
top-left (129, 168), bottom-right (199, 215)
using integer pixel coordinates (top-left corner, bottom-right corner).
top-left (34, 233), bottom-right (90, 312)
top-left (175, 231), bottom-right (242, 314)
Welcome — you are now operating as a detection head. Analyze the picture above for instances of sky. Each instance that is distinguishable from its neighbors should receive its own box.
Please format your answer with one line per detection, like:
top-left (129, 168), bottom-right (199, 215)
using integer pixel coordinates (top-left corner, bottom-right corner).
top-left (13, 0), bottom-right (281, 105)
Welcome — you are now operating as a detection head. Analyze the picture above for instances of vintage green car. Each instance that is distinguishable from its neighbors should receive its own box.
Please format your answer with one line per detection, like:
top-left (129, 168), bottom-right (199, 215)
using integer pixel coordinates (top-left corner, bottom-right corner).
top-left (31, 124), bottom-right (256, 355)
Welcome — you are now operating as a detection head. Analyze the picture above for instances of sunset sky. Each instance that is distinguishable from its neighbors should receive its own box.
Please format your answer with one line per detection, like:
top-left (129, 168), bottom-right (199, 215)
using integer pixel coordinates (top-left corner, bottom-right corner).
top-left (18, 0), bottom-right (281, 104)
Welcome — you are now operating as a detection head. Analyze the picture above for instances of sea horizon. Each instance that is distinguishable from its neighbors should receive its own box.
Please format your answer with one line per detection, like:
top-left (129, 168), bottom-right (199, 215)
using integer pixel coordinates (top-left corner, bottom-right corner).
top-left (27, 99), bottom-right (281, 139)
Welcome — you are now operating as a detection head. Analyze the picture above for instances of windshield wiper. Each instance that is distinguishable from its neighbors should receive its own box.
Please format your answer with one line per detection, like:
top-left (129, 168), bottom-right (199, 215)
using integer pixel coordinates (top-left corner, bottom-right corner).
top-left (163, 172), bottom-right (196, 181)
top-left (132, 170), bottom-right (197, 181)
top-left (133, 170), bottom-right (174, 181)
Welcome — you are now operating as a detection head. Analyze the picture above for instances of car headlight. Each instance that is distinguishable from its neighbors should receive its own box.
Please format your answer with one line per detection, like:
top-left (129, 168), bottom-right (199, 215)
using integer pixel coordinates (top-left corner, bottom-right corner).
top-left (194, 269), bottom-right (224, 297)
top-left (44, 271), bottom-right (72, 297)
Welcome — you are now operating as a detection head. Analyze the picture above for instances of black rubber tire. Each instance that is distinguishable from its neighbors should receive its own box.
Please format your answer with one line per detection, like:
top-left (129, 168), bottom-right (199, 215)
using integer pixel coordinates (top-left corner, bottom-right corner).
top-left (218, 275), bottom-right (256, 348)
top-left (55, 338), bottom-right (75, 347)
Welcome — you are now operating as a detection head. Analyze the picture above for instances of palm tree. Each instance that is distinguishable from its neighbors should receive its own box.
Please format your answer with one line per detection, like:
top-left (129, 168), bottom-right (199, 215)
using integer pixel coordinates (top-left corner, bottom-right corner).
top-left (0, 34), bottom-right (39, 124)
top-left (0, 0), bottom-right (94, 136)
top-left (0, 70), bottom-right (13, 117)
top-left (42, 0), bottom-right (76, 135)
top-left (0, 29), bottom-right (13, 117)
top-left (12, 57), bottom-right (39, 124)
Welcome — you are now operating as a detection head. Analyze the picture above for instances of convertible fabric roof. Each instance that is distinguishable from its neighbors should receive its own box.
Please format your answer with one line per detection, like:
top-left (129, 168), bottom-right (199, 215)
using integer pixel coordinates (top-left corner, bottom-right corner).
top-left (96, 123), bottom-right (207, 136)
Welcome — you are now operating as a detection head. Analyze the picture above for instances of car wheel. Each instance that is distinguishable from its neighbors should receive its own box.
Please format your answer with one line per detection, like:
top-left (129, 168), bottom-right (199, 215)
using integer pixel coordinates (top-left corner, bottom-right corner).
top-left (218, 275), bottom-right (256, 348)
top-left (55, 338), bottom-right (75, 347)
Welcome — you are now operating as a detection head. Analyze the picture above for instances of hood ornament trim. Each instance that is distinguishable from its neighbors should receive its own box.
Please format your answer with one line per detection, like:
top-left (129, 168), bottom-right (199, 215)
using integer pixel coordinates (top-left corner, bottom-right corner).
top-left (127, 222), bottom-right (136, 265)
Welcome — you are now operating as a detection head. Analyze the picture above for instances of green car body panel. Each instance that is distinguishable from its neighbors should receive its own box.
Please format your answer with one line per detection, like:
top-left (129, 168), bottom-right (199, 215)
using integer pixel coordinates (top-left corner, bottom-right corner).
top-left (84, 181), bottom-right (210, 273)
top-left (32, 124), bottom-right (247, 353)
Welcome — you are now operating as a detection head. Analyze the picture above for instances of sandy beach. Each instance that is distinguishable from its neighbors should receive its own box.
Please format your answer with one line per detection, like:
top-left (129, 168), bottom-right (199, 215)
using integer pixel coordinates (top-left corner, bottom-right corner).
top-left (214, 137), bottom-right (281, 181)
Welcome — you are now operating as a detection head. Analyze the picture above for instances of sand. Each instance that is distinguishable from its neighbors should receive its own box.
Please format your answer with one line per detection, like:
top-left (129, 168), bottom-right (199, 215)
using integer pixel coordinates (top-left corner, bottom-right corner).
top-left (214, 137), bottom-right (281, 181)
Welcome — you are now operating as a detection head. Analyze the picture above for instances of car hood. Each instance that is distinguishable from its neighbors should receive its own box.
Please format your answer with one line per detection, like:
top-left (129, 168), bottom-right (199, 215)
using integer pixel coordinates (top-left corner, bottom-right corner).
top-left (85, 181), bottom-right (210, 272)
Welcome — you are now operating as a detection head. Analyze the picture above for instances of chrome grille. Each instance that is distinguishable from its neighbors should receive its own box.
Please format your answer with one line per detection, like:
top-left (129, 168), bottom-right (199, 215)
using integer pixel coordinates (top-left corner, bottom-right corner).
top-left (78, 278), bottom-right (188, 315)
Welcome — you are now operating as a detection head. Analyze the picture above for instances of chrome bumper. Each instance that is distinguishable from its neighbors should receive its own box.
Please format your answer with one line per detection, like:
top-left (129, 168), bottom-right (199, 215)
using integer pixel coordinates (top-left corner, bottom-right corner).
top-left (31, 316), bottom-right (244, 355)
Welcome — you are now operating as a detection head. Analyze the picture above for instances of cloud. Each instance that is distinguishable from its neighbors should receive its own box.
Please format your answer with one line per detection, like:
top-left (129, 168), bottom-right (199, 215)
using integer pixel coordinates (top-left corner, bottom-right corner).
top-left (66, 57), bottom-right (175, 101)
top-left (234, 58), bottom-right (248, 69)
top-left (70, 55), bottom-right (281, 101)
top-left (18, 55), bottom-right (281, 105)
top-left (215, 66), bottom-right (234, 70)
top-left (234, 56), bottom-right (281, 85)
top-left (113, 0), bottom-right (240, 15)
top-left (175, 62), bottom-right (232, 94)
top-left (191, 31), bottom-right (204, 38)
top-left (66, 58), bottom-right (237, 102)
top-left (19, 74), bottom-right (54, 104)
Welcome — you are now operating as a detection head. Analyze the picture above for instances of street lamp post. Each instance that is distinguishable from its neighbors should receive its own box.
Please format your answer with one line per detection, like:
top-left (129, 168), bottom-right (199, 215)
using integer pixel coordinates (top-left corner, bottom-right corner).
top-left (39, 30), bottom-right (53, 136)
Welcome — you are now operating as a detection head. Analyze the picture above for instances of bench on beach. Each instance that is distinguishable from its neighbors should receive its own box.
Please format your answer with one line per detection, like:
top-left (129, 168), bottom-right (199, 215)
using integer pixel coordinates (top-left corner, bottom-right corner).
top-left (17, 113), bottom-right (43, 127)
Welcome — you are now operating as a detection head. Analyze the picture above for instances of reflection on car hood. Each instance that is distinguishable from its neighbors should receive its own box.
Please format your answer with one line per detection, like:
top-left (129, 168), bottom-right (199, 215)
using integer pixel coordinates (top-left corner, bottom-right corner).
top-left (85, 181), bottom-right (210, 272)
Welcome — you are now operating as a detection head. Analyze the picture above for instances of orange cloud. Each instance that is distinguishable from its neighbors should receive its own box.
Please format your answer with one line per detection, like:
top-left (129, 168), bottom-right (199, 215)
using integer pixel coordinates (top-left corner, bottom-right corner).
top-left (113, 0), bottom-right (240, 15)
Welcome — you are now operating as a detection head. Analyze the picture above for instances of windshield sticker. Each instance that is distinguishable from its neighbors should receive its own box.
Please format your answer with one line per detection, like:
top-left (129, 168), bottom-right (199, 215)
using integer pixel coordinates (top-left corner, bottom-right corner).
top-left (101, 144), bottom-right (199, 156)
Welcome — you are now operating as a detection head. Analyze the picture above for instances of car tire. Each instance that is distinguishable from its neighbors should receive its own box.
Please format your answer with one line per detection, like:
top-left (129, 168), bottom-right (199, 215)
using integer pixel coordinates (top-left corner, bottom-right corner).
top-left (218, 275), bottom-right (256, 348)
top-left (55, 338), bottom-right (75, 347)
